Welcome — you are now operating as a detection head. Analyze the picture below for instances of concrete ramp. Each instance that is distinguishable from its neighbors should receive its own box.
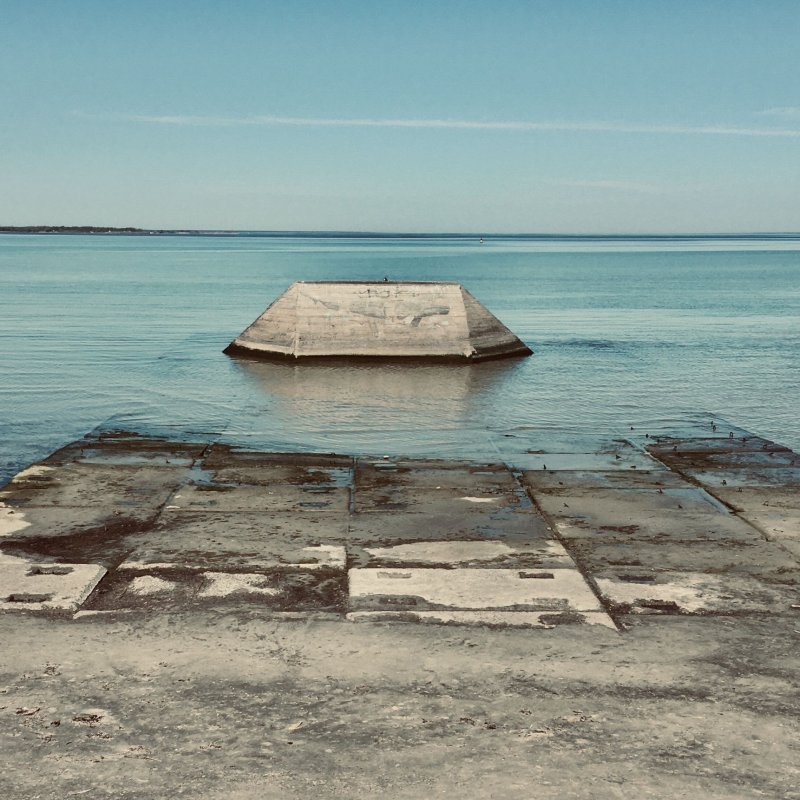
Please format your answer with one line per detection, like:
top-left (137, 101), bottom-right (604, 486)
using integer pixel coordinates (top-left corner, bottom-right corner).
top-left (224, 281), bottom-right (532, 361)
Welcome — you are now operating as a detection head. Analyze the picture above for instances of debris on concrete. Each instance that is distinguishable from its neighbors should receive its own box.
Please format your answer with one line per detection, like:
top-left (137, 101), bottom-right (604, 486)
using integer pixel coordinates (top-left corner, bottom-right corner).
top-left (0, 420), bottom-right (797, 627)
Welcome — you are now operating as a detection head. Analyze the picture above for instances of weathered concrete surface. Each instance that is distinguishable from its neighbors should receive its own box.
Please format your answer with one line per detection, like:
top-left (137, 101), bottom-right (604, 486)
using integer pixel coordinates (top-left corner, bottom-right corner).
top-left (224, 281), bottom-right (533, 361)
top-left (2, 614), bottom-right (799, 799)
top-left (2, 424), bottom-right (799, 623)
top-left (0, 554), bottom-right (105, 614)
top-left (348, 567), bottom-right (606, 612)
top-left (2, 423), bottom-right (800, 798)
top-left (645, 428), bottom-right (800, 564)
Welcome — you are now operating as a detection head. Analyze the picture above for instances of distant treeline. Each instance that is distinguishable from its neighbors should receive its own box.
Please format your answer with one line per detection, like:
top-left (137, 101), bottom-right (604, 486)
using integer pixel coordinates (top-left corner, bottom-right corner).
top-left (0, 226), bottom-right (148, 234)
top-left (2, 226), bottom-right (798, 240)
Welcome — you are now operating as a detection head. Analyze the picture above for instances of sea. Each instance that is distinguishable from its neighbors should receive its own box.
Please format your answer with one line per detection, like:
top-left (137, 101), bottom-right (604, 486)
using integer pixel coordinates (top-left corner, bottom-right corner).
top-left (1, 233), bottom-right (798, 484)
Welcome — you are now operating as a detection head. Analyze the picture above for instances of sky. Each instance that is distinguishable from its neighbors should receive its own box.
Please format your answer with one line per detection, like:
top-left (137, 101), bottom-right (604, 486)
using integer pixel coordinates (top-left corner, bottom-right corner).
top-left (2, 0), bottom-right (799, 233)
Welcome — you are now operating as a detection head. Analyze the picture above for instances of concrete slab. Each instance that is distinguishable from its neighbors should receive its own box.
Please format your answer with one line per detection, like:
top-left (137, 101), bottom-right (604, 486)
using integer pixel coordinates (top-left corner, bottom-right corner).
top-left (0, 505), bottom-right (162, 566)
top-left (535, 486), bottom-right (765, 544)
top-left (765, 537), bottom-right (800, 560)
top-left (347, 505), bottom-right (553, 545)
top-left (361, 539), bottom-right (574, 569)
top-left (595, 571), bottom-right (799, 615)
top-left (0, 504), bottom-right (31, 537)
top-left (656, 450), bottom-right (799, 471)
top-left (166, 483), bottom-right (350, 513)
top-left (355, 459), bottom-right (515, 491)
top-left (681, 466), bottom-right (800, 489)
top-left (348, 567), bottom-right (604, 612)
top-left (119, 512), bottom-right (348, 570)
top-left (207, 465), bottom-right (351, 488)
top-left (535, 485), bottom-right (723, 510)
top-left (647, 435), bottom-right (790, 455)
top-left (347, 609), bottom-right (617, 629)
top-left (503, 452), bottom-right (662, 472)
top-left (732, 507), bottom-right (800, 552)
top-left (0, 555), bottom-right (106, 614)
top-left (0, 463), bottom-right (187, 509)
top-left (5, 426), bottom-right (799, 636)
top-left (711, 487), bottom-right (800, 514)
top-left (522, 469), bottom-right (688, 491)
top-left (566, 539), bottom-right (800, 583)
top-left (354, 485), bottom-right (528, 513)
top-left (548, 512), bottom-right (763, 545)
top-left (201, 446), bottom-right (352, 469)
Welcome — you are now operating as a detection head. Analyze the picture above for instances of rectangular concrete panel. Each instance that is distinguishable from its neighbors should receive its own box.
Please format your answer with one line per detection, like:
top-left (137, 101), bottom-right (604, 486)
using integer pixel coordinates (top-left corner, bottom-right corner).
top-left (523, 469), bottom-right (687, 492)
top-left (346, 505), bottom-right (553, 544)
top-left (0, 463), bottom-right (187, 509)
top-left (0, 557), bottom-right (106, 614)
top-left (355, 459), bottom-right (515, 491)
top-left (166, 484), bottom-right (350, 513)
top-left (354, 485), bottom-right (529, 513)
top-left (119, 512), bottom-right (349, 570)
top-left (566, 539), bottom-right (800, 582)
top-left (595, 571), bottom-right (799, 615)
top-left (362, 540), bottom-right (575, 569)
top-left (536, 489), bottom-right (763, 544)
top-left (504, 452), bottom-right (661, 472)
top-left (348, 567), bottom-right (604, 612)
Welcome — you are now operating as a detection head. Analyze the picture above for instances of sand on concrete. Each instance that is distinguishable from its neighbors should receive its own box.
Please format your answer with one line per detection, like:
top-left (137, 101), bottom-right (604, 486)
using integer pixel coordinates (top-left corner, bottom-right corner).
top-left (2, 612), bottom-right (799, 800)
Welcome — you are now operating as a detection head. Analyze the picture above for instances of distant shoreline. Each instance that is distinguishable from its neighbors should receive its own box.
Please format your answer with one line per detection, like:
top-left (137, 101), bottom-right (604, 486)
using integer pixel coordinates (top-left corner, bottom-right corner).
top-left (1, 226), bottom-right (800, 241)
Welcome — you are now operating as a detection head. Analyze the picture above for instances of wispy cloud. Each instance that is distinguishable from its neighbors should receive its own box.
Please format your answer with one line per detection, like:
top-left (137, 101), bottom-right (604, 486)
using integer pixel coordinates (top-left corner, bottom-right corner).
top-left (758, 106), bottom-right (800, 118)
top-left (556, 180), bottom-right (665, 194)
top-left (77, 111), bottom-right (800, 138)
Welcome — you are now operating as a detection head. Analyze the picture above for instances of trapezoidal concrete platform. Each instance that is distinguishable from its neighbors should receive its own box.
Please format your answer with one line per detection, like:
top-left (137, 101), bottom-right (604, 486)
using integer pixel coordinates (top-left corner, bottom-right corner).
top-left (223, 281), bottom-right (533, 362)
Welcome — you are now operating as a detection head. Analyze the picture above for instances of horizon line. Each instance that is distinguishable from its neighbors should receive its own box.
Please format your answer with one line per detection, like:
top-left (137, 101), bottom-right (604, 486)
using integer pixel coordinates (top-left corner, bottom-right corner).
top-left (3, 226), bottom-right (800, 239)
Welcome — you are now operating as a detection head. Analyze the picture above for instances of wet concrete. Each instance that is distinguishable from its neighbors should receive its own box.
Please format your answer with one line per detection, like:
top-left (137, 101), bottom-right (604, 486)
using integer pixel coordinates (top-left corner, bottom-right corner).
top-left (2, 422), bottom-right (800, 798)
top-left (1, 423), bottom-right (799, 624)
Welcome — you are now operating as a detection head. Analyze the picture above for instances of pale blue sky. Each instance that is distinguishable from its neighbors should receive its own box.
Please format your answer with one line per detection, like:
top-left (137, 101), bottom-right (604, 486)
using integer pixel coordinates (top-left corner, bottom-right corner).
top-left (2, 1), bottom-right (799, 232)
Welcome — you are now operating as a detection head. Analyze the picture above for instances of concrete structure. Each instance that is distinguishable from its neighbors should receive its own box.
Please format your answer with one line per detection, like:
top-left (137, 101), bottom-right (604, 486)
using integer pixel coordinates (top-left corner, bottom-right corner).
top-left (3, 423), bottom-right (800, 798)
top-left (2, 419), bottom-right (798, 625)
top-left (224, 281), bottom-right (533, 361)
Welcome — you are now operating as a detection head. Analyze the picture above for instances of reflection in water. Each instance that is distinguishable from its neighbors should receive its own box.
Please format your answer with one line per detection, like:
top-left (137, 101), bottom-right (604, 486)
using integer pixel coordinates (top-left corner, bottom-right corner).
top-left (228, 357), bottom-right (524, 439)
top-left (4, 234), bottom-right (800, 480)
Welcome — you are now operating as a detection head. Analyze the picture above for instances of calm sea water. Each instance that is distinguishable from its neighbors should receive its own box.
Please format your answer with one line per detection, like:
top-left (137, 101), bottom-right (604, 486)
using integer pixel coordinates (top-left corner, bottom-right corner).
top-left (1, 233), bottom-right (799, 483)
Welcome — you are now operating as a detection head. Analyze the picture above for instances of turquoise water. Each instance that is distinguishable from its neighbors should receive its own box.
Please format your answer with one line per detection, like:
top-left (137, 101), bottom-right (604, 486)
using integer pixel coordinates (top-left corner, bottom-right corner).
top-left (1, 233), bottom-right (799, 482)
